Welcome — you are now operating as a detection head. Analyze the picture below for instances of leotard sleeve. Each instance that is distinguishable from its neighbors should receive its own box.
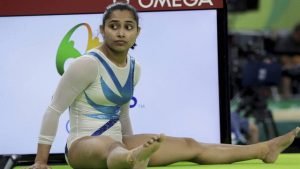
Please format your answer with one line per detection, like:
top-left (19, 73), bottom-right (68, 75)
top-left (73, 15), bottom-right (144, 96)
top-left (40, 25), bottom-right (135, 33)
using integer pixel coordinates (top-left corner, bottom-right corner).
top-left (119, 103), bottom-right (133, 135)
top-left (38, 56), bottom-right (98, 145)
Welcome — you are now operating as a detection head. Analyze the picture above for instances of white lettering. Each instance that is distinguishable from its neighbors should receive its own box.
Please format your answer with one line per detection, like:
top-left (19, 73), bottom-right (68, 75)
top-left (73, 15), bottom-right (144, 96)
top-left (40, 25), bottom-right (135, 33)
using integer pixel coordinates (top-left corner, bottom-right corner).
top-left (154, 0), bottom-right (171, 8)
top-left (198, 0), bottom-right (213, 6)
top-left (113, 0), bottom-right (130, 3)
top-left (183, 0), bottom-right (198, 7)
top-left (139, 0), bottom-right (153, 8)
top-left (138, 0), bottom-right (214, 8)
top-left (173, 0), bottom-right (182, 7)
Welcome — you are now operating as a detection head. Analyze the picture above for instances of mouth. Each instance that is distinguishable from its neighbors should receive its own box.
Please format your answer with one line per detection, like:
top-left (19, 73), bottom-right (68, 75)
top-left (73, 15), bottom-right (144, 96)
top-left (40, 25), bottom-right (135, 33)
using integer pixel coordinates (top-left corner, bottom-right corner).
top-left (114, 40), bottom-right (127, 45)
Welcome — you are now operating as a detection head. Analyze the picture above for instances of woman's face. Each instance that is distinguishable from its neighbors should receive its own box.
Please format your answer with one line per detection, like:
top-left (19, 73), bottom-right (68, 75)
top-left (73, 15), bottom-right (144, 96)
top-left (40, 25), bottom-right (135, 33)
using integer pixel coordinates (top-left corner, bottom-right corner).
top-left (101, 10), bottom-right (140, 53)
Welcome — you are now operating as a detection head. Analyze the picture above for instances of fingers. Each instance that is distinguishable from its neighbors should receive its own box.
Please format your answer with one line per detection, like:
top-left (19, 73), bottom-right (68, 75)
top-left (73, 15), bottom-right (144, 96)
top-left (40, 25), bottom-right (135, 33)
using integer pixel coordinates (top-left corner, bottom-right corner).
top-left (27, 163), bottom-right (51, 169)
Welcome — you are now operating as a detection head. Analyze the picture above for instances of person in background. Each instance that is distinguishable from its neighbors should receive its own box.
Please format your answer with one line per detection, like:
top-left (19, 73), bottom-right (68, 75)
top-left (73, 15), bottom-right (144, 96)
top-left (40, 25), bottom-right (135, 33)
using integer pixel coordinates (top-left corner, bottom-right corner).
top-left (231, 112), bottom-right (259, 145)
top-left (275, 23), bottom-right (300, 99)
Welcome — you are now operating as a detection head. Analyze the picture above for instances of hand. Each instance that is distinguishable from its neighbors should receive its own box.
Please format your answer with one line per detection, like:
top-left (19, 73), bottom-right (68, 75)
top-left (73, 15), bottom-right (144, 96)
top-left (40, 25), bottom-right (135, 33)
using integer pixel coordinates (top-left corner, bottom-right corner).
top-left (27, 162), bottom-right (51, 169)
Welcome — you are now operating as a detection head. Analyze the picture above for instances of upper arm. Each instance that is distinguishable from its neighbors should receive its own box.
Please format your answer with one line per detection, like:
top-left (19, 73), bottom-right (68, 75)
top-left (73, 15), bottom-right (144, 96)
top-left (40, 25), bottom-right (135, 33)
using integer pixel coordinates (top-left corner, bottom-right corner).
top-left (50, 56), bottom-right (98, 113)
top-left (134, 62), bottom-right (141, 86)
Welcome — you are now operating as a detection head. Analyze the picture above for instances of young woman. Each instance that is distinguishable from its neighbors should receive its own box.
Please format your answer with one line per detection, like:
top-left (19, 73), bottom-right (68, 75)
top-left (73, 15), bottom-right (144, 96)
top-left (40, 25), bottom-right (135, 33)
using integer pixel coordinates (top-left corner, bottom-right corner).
top-left (29, 2), bottom-right (299, 169)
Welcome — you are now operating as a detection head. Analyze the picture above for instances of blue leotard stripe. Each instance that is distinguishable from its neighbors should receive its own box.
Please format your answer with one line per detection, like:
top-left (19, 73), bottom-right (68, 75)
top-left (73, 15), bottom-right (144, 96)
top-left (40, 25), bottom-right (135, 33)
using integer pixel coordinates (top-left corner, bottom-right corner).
top-left (84, 52), bottom-right (135, 116)
top-left (89, 51), bottom-right (135, 104)
top-left (84, 92), bottom-right (120, 119)
top-left (84, 51), bottom-right (135, 136)
top-left (91, 118), bottom-right (120, 136)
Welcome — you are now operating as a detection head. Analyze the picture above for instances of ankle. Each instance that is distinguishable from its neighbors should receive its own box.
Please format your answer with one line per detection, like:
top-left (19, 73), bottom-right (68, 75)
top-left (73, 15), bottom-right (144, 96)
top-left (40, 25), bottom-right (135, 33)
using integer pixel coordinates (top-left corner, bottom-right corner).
top-left (257, 143), bottom-right (269, 161)
top-left (107, 147), bottom-right (132, 169)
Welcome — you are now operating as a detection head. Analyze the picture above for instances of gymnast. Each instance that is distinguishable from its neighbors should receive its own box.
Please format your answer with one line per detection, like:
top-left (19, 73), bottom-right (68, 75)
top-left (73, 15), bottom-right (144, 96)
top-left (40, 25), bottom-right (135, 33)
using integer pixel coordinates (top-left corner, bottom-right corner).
top-left (29, 2), bottom-right (300, 169)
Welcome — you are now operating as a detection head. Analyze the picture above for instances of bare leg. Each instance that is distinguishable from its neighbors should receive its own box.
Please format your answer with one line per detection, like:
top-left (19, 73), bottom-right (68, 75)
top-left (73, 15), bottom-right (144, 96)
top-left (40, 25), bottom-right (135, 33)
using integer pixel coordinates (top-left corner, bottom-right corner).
top-left (67, 134), bottom-right (164, 169)
top-left (123, 127), bottom-right (299, 166)
top-left (67, 136), bottom-right (120, 169)
top-left (196, 127), bottom-right (298, 164)
top-left (107, 134), bottom-right (164, 169)
top-left (262, 127), bottom-right (299, 163)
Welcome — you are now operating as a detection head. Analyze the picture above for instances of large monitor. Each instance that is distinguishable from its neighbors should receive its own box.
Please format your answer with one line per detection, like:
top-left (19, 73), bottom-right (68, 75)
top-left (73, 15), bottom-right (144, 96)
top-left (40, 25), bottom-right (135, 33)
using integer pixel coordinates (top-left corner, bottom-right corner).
top-left (0, 0), bottom-right (229, 163)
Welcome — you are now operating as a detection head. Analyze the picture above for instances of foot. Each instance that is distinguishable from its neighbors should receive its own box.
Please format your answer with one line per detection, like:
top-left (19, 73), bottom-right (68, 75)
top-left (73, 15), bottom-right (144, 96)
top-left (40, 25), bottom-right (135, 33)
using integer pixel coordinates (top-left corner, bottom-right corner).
top-left (262, 127), bottom-right (299, 163)
top-left (127, 134), bottom-right (165, 169)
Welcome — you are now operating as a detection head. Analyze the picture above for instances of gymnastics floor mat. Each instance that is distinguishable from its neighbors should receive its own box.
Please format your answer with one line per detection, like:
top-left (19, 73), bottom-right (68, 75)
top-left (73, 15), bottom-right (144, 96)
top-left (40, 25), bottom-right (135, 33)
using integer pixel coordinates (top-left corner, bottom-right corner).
top-left (14, 153), bottom-right (300, 169)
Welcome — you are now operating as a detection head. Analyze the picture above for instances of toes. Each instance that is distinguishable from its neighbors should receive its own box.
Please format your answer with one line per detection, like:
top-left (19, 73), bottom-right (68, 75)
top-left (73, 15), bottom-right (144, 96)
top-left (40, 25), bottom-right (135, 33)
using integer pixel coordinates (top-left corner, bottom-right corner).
top-left (158, 134), bottom-right (165, 142)
top-left (152, 136), bottom-right (159, 141)
top-left (149, 139), bottom-right (155, 143)
top-left (295, 127), bottom-right (300, 135)
top-left (144, 143), bottom-right (149, 147)
top-left (143, 134), bottom-right (165, 148)
top-left (144, 138), bottom-right (155, 147)
top-left (143, 136), bottom-right (161, 148)
top-left (150, 136), bottom-right (159, 142)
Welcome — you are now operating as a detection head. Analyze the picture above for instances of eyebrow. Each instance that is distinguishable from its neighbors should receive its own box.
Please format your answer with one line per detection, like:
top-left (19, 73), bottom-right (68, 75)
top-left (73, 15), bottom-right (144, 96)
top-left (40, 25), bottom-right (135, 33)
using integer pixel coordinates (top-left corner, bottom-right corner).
top-left (107, 20), bottom-right (136, 24)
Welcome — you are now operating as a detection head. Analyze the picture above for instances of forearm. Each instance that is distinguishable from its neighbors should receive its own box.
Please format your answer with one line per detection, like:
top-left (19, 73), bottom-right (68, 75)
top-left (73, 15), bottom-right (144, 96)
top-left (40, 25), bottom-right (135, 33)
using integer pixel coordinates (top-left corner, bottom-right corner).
top-left (34, 144), bottom-right (51, 164)
top-left (32, 56), bottom-right (97, 167)
top-left (120, 103), bottom-right (133, 135)
top-left (122, 121), bottom-right (133, 135)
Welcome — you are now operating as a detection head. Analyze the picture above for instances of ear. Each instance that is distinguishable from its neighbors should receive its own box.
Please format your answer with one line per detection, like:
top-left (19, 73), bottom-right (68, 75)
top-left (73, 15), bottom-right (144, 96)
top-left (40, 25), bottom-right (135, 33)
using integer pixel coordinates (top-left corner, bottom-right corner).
top-left (100, 25), bottom-right (104, 36)
top-left (137, 26), bottom-right (141, 37)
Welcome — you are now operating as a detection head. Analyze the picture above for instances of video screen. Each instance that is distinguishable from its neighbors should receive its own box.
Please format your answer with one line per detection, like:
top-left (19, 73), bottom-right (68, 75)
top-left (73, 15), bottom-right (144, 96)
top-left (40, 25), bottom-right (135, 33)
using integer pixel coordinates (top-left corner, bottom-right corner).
top-left (0, 9), bottom-right (223, 154)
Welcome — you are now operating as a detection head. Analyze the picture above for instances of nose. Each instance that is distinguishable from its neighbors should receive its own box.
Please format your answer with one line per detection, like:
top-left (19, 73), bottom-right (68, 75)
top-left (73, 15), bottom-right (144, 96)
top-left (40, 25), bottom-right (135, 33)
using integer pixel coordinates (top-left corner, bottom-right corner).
top-left (117, 28), bottom-right (125, 38)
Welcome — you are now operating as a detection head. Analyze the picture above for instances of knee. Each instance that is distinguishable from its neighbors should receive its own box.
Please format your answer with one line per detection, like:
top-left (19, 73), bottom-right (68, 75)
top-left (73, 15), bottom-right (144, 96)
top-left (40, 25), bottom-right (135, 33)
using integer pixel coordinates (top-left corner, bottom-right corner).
top-left (183, 137), bottom-right (200, 149)
top-left (184, 137), bottom-right (196, 144)
top-left (182, 137), bottom-right (206, 163)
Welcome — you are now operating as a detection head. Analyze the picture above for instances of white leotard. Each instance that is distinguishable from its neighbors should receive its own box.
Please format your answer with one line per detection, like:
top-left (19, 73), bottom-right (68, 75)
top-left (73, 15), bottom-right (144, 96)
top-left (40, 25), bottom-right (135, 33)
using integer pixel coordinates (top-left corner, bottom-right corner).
top-left (38, 48), bottom-right (140, 149)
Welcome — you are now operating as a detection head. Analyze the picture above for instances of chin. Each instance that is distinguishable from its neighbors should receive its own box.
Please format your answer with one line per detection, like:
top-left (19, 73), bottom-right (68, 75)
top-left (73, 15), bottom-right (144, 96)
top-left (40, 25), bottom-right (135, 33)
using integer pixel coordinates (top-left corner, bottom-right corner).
top-left (112, 47), bottom-right (129, 53)
top-left (106, 45), bottom-right (127, 53)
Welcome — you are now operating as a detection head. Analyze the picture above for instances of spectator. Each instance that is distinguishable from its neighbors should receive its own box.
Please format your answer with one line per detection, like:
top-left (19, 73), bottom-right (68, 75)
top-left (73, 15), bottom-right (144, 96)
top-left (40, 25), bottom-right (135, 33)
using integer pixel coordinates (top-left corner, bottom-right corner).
top-left (231, 112), bottom-right (259, 144)
top-left (274, 23), bottom-right (300, 98)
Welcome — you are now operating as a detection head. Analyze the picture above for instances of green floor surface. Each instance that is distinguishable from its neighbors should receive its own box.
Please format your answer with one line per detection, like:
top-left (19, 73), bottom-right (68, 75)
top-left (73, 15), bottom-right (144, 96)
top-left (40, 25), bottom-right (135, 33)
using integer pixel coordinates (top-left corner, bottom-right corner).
top-left (15, 153), bottom-right (300, 169)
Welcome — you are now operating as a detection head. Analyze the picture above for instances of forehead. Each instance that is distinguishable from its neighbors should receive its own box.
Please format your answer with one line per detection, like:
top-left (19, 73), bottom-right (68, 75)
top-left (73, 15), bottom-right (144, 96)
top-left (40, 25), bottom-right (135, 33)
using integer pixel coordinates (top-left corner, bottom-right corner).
top-left (106, 10), bottom-right (136, 23)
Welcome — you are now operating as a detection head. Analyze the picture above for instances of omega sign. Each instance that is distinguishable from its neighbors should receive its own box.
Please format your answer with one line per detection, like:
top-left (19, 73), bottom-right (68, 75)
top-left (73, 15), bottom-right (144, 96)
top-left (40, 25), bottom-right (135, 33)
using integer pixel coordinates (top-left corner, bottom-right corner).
top-left (113, 0), bottom-right (214, 8)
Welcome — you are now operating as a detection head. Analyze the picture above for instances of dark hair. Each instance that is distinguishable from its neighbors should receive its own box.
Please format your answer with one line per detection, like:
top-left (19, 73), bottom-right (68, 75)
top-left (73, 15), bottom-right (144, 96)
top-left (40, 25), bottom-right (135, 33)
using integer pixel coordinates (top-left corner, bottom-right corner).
top-left (102, 2), bottom-right (139, 49)
top-left (102, 2), bottom-right (139, 26)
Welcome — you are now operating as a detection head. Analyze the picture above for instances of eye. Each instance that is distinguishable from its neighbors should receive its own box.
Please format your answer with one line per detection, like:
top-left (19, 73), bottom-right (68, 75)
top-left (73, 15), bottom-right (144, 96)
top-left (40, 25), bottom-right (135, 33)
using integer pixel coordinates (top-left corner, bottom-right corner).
top-left (109, 24), bottom-right (119, 30)
top-left (126, 24), bottom-right (134, 30)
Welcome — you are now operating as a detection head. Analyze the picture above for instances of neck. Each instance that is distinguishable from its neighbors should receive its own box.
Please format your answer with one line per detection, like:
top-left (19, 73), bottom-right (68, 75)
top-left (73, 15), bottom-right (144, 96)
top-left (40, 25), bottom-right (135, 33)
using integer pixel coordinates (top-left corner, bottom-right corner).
top-left (99, 45), bottom-right (128, 67)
